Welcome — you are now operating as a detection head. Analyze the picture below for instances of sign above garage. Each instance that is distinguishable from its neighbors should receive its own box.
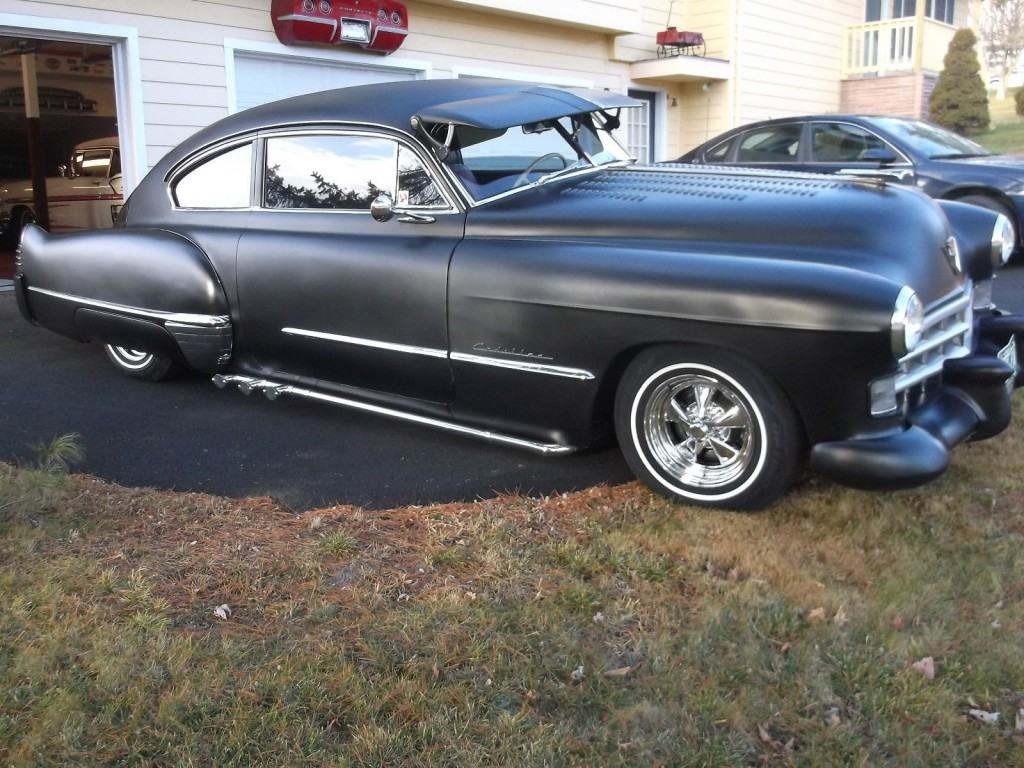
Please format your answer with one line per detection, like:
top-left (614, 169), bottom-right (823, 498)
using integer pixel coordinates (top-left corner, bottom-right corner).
top-left (271, 0), bottom-right (409, 55)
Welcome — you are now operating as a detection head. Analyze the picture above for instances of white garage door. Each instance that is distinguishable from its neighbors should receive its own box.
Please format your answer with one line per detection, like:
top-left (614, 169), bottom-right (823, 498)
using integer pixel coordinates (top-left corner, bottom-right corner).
top-left (233, 52), bottom-right (419, 112)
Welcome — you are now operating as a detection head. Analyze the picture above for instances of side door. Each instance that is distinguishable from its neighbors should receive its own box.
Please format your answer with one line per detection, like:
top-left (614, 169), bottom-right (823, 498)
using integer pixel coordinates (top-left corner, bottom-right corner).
top-left (732, 122), bottom-right (805, 171)
top-left (806, 121), bottom-right (915, 184)
top-left (235, 128), bottom-right (464, 404)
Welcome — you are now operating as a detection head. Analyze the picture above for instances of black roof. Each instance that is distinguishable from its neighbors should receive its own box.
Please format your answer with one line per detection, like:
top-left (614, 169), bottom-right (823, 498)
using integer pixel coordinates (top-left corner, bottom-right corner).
top-left (154, 79), bottom-right (636, 177)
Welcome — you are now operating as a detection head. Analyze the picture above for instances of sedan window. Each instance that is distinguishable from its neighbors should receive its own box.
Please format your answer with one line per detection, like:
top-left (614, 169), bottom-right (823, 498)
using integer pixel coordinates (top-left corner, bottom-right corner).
top-left (397, 144), bottom-right (447, 208)
top-left (737, 124), bottom-right (801, 163)
top-left (704, 138), bottom-right (733, 163)
top-left (173, 143), bottom-right (253, 209)
top-left (811, 123), bottom-right (892, 162)
top-left (264, 135), bottom-right (397, 210)
top-left (868, 117), bottom-right (991, 160)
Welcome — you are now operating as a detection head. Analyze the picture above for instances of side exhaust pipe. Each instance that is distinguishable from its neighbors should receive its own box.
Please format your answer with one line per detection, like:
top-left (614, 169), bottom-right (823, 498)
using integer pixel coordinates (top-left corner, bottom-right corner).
top-left (211, 374), bottom-right (576, 456)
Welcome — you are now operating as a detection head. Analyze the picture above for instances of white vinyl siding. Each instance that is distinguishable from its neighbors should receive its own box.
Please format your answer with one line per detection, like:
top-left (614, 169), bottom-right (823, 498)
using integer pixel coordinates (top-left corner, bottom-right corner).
top-left (233, 53), bottom-right (417, 112)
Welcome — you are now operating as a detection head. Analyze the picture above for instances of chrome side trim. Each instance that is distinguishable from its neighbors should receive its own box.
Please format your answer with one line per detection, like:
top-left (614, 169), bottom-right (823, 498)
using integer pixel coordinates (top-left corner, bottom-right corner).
top-left (282, 327), bottom-right (448, 359)
top-left (280, 327), bottom-right (596, 379)
top-left (212, 374), bottom-right (576, 456)
top-left (27, 286), bottom-right (230, 328)
top-left (450, 352), bottom-right (596, 381)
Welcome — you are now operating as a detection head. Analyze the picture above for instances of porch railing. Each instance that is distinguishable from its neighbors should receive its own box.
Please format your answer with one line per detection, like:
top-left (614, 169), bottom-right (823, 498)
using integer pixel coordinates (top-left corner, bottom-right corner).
top-left (843, 17), bottom-right (956, 78)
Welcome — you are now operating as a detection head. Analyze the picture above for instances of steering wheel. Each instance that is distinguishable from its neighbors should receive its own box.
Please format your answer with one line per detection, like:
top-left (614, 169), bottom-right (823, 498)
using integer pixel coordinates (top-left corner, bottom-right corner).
top-left (512, 152), bottom-right (568, 188)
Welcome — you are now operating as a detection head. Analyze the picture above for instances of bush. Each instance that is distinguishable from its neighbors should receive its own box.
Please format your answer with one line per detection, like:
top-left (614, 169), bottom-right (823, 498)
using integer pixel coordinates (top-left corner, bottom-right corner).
top-left (929, 28), bottom-right (990, 136)
top-left (1016, 88), bottom-right (1024, 119)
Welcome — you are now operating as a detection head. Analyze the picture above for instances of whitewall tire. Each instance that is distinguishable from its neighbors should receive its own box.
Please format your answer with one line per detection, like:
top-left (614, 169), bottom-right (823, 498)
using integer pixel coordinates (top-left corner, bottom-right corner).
top-left (614, 346), bottom-right (803, 510)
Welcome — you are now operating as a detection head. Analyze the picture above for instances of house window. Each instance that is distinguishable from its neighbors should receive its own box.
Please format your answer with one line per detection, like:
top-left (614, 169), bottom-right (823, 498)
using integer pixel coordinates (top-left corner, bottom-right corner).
top-left (625, 89), bottom-right (657, 163)
top-left (927, 0), bottom-right (955, 24)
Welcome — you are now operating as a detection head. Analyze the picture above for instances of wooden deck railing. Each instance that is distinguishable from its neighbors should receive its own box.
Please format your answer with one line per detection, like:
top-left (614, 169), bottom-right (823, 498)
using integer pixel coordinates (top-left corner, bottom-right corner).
top-left (843, 17), bottom-right (956, 78)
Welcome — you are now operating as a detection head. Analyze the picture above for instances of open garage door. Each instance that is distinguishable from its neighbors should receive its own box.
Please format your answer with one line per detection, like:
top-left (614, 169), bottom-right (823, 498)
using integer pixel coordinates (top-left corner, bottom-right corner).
top-left (232, 52), bottom-right (418, 113)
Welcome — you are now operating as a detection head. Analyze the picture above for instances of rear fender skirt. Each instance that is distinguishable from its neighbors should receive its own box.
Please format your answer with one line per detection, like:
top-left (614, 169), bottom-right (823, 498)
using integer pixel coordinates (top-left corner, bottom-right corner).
top-left (17, 224), bottom-right (233, 371)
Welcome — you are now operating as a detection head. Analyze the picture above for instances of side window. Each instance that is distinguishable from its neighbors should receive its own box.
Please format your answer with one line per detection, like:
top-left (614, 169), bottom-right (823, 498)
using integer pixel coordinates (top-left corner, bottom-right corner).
top-left (174, 143), bottom-right (253, 209)
top-left (704, 138), bottom-right (733, 163)
top-left (736, 124), bottom-right (802, 163)
top-left (109, 149), bottom-right (122, 178)
top-left (811, 122), bottom-right (892, 162)
top-left (264, 135), bottom-right (396, 210)
top-left (397, 144), bottom-right (447, 208)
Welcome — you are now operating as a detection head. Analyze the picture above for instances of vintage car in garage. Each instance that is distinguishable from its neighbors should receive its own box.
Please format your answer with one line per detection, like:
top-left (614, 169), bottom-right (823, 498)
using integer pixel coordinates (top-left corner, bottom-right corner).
top-left (0, 136), bottom-right (122, 243)
top-left (12, 80), bottom-right (1023, 509)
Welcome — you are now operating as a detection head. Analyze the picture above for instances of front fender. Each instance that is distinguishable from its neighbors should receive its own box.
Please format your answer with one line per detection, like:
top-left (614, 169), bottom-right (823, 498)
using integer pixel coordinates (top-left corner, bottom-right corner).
top-left (937, 199), bottom-right (1001, 280)
top-left (16, 224), bottom-right (232, 371)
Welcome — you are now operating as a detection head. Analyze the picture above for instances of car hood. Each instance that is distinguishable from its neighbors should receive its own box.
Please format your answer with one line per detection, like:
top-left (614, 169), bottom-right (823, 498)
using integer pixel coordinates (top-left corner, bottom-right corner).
top-left (933, 153), bottom-right (1024, 177)
top-left (465, 163), bottom-right (965, 306)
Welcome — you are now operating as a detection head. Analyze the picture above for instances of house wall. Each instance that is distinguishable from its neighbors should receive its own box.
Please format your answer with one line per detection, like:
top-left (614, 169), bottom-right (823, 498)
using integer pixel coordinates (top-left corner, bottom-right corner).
top-left (2, 0), bottom-right (673, 170)
top-left (733, 0), bottom-right (862, 126)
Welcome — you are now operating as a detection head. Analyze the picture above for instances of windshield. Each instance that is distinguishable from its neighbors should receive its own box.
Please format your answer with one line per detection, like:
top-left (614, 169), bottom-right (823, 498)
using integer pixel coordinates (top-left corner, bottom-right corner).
top-left (869, 118), bottom-right (992, 159)
top-left (71, 148), bottom-right (114, 178)
top-left (442, 112), bottom-right (631, 201)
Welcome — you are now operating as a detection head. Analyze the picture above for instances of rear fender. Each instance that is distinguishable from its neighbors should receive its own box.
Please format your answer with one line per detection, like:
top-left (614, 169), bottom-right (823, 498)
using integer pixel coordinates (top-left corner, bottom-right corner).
top-left (15, 224), bottom-right (232, 372)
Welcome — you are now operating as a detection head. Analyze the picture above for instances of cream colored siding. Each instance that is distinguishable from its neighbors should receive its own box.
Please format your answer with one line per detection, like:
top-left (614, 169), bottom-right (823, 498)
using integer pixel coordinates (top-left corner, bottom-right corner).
top-left (735, 0), bottom-right (862, 125)
top-left (4, 0), bottom-right (651, 169)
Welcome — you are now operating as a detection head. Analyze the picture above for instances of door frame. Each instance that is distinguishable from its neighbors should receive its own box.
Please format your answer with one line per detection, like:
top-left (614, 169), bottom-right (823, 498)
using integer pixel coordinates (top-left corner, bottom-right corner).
top-left (0, 12), bottom-right (147, 194)
top-left (223, 37), bottom-right (432, 115)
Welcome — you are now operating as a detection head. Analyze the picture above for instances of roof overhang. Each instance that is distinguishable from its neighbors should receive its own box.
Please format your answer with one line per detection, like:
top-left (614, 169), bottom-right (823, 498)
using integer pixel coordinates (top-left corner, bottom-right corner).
top-left (630, 56), bottom-right (731, 83)
top-left (419, 0), bottom-right (645, 35)
top-left (414, 86), bottom-right (642, 130)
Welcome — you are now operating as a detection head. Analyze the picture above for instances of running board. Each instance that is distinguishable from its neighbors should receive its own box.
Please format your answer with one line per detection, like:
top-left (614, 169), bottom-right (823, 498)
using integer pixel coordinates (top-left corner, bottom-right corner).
top-left (212, 374), bottom-right (577, 456)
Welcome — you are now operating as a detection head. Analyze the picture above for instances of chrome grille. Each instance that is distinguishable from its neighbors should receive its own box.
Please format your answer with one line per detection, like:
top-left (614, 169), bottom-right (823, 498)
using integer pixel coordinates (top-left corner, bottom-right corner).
top-left (896, 282), bottom-right (973, 398)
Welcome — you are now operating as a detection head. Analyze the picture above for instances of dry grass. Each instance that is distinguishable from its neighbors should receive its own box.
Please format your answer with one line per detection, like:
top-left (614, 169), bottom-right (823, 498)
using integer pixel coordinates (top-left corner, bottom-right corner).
top-left (3, 399), bottom-right (1024, 766)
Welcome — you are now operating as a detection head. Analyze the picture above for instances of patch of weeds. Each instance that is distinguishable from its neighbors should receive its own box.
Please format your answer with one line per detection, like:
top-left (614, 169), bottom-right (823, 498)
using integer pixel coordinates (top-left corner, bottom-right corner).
top-left (30, 432), bottom-right (85, 474)
top-left (319, 530), bottom-right (358, 556)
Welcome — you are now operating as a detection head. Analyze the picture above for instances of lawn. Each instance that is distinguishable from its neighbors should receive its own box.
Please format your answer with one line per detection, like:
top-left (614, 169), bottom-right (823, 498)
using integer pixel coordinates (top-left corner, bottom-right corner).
top-left (3, 400), bottom-right (1024, 767)
top-left (976, 90), bottom-right (1023, 155)
top-left (976, 120), bottom-right (1024, 155)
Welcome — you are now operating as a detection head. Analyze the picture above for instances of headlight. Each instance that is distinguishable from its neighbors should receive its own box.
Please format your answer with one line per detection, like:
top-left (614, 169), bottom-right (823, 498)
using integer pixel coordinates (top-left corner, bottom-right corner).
top-left (992, 213), bottom-right (1015, 267)
top-left (891, 286), bottom-right (924, 358)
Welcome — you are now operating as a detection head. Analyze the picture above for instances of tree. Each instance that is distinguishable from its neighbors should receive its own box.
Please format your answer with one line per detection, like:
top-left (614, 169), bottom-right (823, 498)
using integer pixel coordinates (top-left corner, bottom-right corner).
top-left (982, 0), bottom-right (1024, 99)
top-left (929, 28), bottom-right (991, 136)
top-left (1017, 87), bottom-right (1024, 117)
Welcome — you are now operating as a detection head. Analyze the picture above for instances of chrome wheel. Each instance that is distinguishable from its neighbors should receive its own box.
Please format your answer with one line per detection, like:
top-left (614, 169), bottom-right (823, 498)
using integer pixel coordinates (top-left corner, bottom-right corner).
top-left (642, 373), bottom-right (756, 490)
top-left (106, 345), bottom-right (155, 371)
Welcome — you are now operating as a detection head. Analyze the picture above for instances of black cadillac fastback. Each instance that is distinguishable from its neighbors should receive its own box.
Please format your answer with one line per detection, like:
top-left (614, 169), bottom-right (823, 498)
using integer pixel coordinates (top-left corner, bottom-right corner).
top-left (12, 80), bottom-right (1024, 509)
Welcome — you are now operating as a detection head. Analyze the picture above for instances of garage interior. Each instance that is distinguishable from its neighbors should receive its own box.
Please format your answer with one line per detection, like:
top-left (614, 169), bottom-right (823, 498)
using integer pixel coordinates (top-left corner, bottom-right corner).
top-left (0, 37), bottom-right (116, 279)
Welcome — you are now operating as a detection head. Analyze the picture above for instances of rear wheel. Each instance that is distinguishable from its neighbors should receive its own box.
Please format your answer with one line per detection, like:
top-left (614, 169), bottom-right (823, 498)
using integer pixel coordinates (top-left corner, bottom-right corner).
top-left (614, 345), bottom-right (803, 510)
top-left (104, 344), bottom-right (180, 382)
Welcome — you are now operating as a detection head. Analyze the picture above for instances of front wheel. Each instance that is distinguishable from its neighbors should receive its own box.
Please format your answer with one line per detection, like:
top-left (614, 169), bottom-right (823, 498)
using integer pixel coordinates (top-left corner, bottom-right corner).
top-left (614, 346), bottom-right (803, 510)
top-left (104, 344), bottom-right (180, 382)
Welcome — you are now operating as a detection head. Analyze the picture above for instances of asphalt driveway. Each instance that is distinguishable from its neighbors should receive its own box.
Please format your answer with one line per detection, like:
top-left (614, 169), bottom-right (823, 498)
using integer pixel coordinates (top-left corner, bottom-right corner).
top-left (0, 292), bottom-right (632, 510)
top-left (3, 265), bottom-right (1024, 511)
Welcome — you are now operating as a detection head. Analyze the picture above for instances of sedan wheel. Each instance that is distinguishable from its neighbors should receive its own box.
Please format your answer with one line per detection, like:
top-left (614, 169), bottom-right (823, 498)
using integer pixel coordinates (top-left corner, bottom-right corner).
top-left (615, 346), bottom-right (803, 510)
top-left (104, 344), bottom-right (180, 381)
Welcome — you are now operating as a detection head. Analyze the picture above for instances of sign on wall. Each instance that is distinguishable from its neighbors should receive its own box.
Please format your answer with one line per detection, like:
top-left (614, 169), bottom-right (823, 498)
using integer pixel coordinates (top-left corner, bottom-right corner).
top-left (271, 0), bottom-right (409, 55)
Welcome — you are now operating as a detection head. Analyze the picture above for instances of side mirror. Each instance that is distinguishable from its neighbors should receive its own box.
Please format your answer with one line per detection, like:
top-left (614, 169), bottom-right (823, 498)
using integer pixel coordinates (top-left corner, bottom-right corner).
top-left (370, 193), bottom-right (394, 223)
top-left (861, 148), bottom-right (898, 165)
top-left (57, 163), bottom-right (69, 178)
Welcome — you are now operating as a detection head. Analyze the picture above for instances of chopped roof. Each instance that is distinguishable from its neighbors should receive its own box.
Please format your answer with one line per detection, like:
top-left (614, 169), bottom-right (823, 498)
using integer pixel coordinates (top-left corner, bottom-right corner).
top-left (154, 79), bottom-right (638, 176)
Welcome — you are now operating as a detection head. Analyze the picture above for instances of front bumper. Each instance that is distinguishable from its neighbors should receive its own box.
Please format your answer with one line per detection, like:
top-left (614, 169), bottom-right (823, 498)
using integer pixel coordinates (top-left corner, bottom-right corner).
top-left (810, 311), bottom-right (1023, 491)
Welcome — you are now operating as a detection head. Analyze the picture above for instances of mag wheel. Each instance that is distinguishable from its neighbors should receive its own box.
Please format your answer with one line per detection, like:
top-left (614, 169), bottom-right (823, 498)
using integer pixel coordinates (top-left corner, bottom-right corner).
top-left (104, 344), bottom-right (180, 382)
top-left (614, 346), bottom-right (803, 510)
